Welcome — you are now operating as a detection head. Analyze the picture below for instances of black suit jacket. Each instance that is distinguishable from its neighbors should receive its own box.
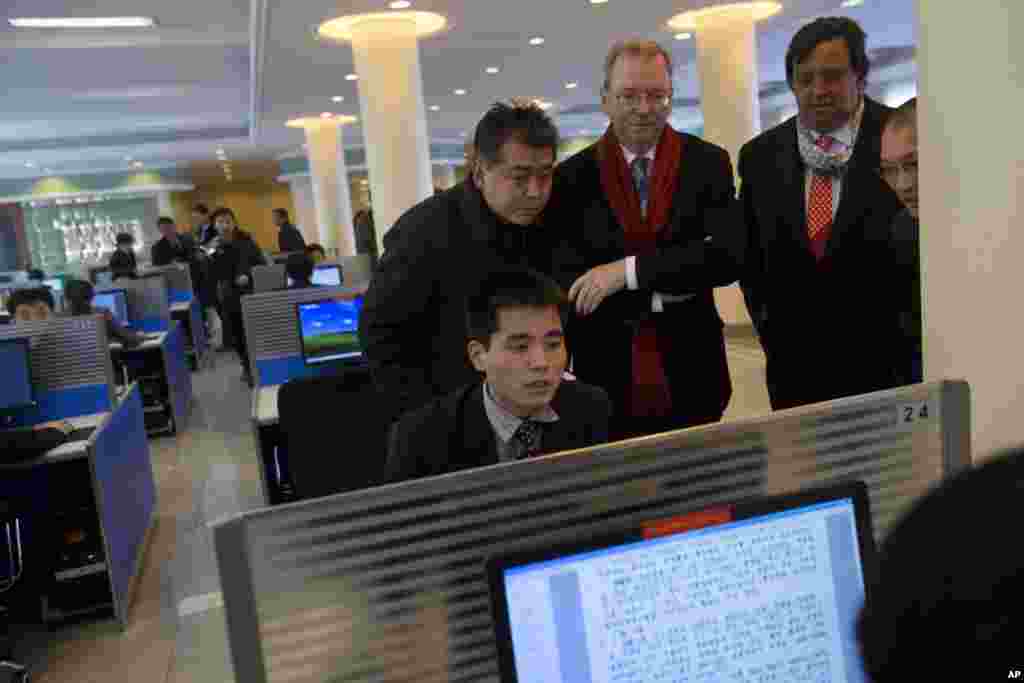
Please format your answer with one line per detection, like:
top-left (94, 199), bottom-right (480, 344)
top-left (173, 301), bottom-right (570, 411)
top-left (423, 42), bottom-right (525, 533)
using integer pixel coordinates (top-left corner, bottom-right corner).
top-left (278, 223), bottom-right (306, 253)
top-left (548, 132), bottom-right (736, 434)
top-left (109, 249), bottom-right (137, 280)
top-left (737, 97), bottom-right (906, 409)
top-left (387, 380), bottom-right (611, 483)
top-left (359, 181), bottom-right (557, 426)
top-left (151, 233), bottom-right (200, 267)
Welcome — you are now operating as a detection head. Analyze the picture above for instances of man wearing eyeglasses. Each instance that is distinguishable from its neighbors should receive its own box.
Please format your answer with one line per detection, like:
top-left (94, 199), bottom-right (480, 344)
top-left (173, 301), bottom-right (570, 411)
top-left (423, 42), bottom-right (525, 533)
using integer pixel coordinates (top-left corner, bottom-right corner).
top-left (880, 97), bottom-right (921, 385)
top-left (547, 39), bottom-right (736, 441)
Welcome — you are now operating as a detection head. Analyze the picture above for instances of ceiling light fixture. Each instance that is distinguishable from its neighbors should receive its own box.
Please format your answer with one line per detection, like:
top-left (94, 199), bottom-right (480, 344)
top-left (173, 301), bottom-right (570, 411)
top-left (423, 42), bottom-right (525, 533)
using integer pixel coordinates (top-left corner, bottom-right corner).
top-left (389, 0), bottom-right (412, 8)
top-left (24, 162), bottom-right (35, 168)
top-left (841, 0), bottom-right (864, 6)
top-left (675, 32), bottom-right (692, 41)
top-left (331, 95), bottom-right (345, 102)
top-left (454, 88), bottom-right (467, 95)
top-left (590, 0), bottom-right (609, 4)
top-left (320, 112), bottom-right (334, 118)
top-left (9, 16), bottom-right (156, 29)
top-left (345, 73), bottom-right (359, 81)
top-left (485, 66), bottom-right (500, 74)
top-left (429, 105), bottom-right (440, 111)
top-left (529, 36), bottom-right (545, 46)
top-left (565, 82), bottom-right (578, 89)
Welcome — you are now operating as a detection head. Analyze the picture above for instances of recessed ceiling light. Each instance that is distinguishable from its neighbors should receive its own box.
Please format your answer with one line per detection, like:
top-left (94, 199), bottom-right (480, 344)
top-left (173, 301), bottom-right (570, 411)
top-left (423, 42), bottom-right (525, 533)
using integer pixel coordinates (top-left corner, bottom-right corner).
top-left (485, 66), bottom-right (500, 74)
top-left (345, 73), bottom-right (359, 81)
top-left (565, 82), bottom-right (578, 89)
top-left (389, 0), bottom-right (412, 8)
top-left (529, 36), bottom-right (545, 46)
top-left (331, 95), bottom-right (345, 103)
top-left (454, 88), bottom-right (467, 95)
top-left (590, 0), bottom-right (609, 4)
top-left (841, 0), bottom-right (864, 6)
top-left (24, 162), bottom-right (35, 168)
top-left (9, 16), bottom-right (155, 29)
top-left (320, 112), bottom-right (334, 118)
top-left (675, 32), bottom-right (692, 41)
top-left (429, 105), bottom-right (440, 111)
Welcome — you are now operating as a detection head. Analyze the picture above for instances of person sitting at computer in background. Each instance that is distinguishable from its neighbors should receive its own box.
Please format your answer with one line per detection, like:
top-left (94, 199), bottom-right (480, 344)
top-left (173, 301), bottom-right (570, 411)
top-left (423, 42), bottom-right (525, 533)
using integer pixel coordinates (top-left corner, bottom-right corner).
top-left (64, 278), bottom-right (146, 348)
top-left (305, 243), bottom-right (327, 265)
top-left (109, 232), bottom-right (139, 280)
top-left (387, 269), bottom-right (611, 483)
top-left (285, 253), bottom-right (316, 289)
top-left (6, 287), bottom-right (54, 322)
top-left (857, 448), bottom-right (1024, 680)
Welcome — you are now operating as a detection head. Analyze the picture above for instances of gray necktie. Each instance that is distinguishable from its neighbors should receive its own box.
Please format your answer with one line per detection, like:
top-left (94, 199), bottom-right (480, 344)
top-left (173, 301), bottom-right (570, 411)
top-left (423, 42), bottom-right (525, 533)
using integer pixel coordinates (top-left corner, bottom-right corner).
top-left (631, 157), bottom-right (650, 217)
top-left (511, 419), bottom-right (543, 459)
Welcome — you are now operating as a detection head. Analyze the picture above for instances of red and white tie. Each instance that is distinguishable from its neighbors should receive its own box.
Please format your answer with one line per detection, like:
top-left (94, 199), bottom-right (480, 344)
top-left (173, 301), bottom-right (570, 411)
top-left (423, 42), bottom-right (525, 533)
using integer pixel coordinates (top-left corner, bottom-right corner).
top-left (807, 135), bottom-right (836, 262)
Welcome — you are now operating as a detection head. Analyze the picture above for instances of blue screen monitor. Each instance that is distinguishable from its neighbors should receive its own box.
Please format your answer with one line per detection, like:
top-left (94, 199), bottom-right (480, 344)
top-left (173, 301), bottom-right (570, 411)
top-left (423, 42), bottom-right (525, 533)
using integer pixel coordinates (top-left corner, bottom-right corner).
top-left (310, 264), bottom-right (342, 287)
top-left (296, 297), bottom-right (364, 366)
top-left (0, 338), bottom-right (34, 413)
top-left (488, 482), bottom-right (876, 683)
top-left (93, 289), bottom-right (129, 326)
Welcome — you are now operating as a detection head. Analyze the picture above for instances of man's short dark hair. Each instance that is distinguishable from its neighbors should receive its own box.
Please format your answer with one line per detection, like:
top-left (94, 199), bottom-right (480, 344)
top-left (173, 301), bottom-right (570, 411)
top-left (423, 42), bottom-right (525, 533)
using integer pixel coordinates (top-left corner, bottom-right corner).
top-left (210, 207), bottom-right (238, 226)
top-left (858, 448), bottom-right (1024, 679)
top-left (64, 278), bottom-right (95, 316)
top-left (7, 287), bottom-right (54, 316)
top-left (273, 208), bottom-right (290, 220)
top-left (305, 243), bottom-right (326, 258)
top-left (285, 252), bottom-right (315, 285)
top-left (473, 102), bottom-right (559, 168)
top-left (115, 232), bottom-right (135, 246)
top-left (26, 269), bottom-right (45, 281)
top-left (785, 16), bottom-right (870, 86)
top-left (157, 216), bottom-right (175, 227)
top-left (465, 269), bottom-right (567, 348)
top-left (193, 203), bottom-right (209, 215)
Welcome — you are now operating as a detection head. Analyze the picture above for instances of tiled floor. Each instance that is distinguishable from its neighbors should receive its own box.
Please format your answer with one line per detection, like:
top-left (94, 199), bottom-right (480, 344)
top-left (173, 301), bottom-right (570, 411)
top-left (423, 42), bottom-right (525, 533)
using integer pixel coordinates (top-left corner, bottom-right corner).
top-left (15, 327), bottom-right (770, 681)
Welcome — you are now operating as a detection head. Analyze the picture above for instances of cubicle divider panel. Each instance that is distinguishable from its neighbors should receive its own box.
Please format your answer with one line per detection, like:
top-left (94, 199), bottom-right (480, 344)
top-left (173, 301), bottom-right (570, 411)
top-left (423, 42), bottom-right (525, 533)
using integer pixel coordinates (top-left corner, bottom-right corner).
top-left (90, 383), bottom-right (155, 628)
top-left (163, 322), bottom-right (192, 429)
top-left (119, 275), bottom-right (170, 332)
top-left (213, 380), bottom-right (971, 683)
top-left (0, 315), bottom-right (115, 424)
top-left (338, 254), bottom-right (374, 288)
top-left (241, 285), bottom-right (363, 387)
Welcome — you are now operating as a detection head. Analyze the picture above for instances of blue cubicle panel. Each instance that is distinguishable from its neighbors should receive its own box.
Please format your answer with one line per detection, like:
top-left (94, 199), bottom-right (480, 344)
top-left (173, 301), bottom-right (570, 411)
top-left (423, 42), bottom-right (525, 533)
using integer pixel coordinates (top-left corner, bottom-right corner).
top-left (163, 323), bottom-right (192, 428)
top-left (255, 356), bottom-right (345, 387)
top-left (168, 288), bottom-right (191, 306)
top-left (91, 383), bottom-right (155, 627)
top-left (18, 384), bottom-right (113, 426)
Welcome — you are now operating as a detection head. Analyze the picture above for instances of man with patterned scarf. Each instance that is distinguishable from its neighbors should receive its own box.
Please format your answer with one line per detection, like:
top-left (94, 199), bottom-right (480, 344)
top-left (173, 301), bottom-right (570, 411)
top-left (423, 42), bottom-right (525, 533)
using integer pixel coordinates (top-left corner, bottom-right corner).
top-left (736, 16), bottom-right (906, 410)
top-left (548, 39), bottom-right (736, 441)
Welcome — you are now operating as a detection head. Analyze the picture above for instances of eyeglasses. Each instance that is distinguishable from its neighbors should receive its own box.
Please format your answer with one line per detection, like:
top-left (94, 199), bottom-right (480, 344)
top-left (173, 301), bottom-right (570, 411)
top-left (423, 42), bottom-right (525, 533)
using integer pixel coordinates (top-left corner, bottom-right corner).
top-left (612, 91), bottom-right (673, 110)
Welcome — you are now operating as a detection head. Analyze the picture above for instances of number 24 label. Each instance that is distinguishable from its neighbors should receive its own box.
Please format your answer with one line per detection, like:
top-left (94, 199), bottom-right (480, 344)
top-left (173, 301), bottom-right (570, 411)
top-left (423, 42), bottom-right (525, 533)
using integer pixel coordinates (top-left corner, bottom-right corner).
top-left (898, 401), bottom-right (932, 425)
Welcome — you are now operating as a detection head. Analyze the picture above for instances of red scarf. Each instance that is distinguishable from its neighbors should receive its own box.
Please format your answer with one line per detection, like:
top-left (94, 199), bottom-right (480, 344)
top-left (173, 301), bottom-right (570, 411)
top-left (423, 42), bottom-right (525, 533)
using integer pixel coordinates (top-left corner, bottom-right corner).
top-left (597, 125), bottom-right (684, 419)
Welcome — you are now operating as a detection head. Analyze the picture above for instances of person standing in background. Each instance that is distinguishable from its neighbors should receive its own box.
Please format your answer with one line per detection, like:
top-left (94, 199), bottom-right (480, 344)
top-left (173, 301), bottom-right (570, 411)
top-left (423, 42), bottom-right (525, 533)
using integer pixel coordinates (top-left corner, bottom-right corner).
top-left (109, 233), bottom-right (138, 280)
top-left (192, 203), bottom-right (218, 246)
top-left (273, 208), bottom-right (306, 254)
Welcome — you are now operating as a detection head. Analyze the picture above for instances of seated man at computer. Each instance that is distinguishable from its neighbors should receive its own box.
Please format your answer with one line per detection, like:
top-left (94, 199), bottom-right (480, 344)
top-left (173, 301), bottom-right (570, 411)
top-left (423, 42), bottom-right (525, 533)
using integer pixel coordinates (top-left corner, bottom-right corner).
top-left (285, 252), bottom-right (316, 289)
top-left (64, 279), bottom-right (147, 347)
top-left (387, 269), bottom-right (611, 482)
top-left (6, 287), bottom-right (54, 322)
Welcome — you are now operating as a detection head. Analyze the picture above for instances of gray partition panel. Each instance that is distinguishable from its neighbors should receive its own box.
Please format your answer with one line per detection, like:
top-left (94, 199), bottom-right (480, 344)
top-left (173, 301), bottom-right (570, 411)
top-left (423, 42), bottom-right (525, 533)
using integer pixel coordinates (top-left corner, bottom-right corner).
top-left (0, 315), bottom-right (115, 394)
top-left (213, 380), bottom-right (970, 683)
top-left (242, 284), bottom-right (367, 364)
top-left (141, 263), bottom-right (193, 294)
top-left (117, 275), bottom-right (170, 321)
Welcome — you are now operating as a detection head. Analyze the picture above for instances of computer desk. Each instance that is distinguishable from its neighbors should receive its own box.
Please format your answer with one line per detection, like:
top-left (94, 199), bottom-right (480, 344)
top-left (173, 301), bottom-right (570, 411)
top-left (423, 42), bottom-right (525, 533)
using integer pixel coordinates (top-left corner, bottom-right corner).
top-left (110, 325), bottom-right (191, 437)
top-left (0, 383), bottom-right (156, 629)
top-left (252, 384), bottom-right (290, 505)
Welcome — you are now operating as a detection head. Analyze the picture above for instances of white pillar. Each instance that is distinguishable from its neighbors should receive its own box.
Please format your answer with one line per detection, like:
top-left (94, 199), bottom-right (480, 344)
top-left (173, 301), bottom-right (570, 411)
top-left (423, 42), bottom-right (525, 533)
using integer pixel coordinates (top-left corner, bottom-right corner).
top-left (349, 16), bottom-right (434, 252)
top-left (917, 1), bottom-right (1024, 459)
top-left (284, 176), bottom-right (319, 245)
top-left (299, 119), bottom-right (357, 257)
top-left (692, 6), bottom-right (762, 327)
top-left (156, 191), bottom-right (174, 219)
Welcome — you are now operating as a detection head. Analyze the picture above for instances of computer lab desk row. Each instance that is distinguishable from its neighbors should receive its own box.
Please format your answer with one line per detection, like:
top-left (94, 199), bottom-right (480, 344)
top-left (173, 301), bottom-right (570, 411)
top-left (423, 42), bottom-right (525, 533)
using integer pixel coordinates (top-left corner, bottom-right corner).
top-left (109, 324), bottom-right (192, 437)
top-left (0, 383), bottom-right (155, 629)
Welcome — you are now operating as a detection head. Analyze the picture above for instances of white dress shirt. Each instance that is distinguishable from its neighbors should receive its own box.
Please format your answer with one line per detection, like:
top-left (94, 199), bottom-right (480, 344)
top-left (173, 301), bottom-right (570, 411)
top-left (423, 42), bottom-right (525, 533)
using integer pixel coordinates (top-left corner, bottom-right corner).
top-left (620, 145), bottom-right (695, 312)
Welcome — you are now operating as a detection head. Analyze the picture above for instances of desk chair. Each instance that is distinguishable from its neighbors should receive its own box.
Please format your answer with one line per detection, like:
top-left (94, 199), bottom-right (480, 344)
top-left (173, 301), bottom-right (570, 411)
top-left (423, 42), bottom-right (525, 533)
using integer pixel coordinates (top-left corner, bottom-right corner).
top-left (0, 501), bottom-right (29, 682)
top-left (278, 368), bottom-right (390, 501)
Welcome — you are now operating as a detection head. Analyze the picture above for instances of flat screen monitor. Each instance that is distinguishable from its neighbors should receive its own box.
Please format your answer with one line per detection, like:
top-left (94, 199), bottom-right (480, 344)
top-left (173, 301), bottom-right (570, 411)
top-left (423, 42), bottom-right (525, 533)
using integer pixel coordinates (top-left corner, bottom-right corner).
top-left (311, 264), bottom-right (342, 287)
top-left (42, 278), bottom-right (63, 293)
top-left (0, 338), bottom-right (34, 413)
top-left (296, 296), bottom-right (364, 366)
top-left (92, 289), bottom-right (129, 327)
top-left (488, 482), bottom-right (876, 683)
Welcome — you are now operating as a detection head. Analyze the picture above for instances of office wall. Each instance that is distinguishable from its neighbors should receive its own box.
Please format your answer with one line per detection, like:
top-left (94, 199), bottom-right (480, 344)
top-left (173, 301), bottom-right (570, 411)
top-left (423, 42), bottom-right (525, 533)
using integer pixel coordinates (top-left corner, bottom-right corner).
top-left (918, 1), bottom-right (1024, 460)
top-left (172, 182), bottom-right (296, 250)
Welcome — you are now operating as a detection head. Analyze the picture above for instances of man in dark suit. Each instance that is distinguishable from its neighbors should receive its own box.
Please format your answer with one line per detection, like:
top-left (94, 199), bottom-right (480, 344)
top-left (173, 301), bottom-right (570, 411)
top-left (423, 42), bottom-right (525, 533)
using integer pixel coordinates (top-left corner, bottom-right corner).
top-left (273, 208), bottom-right (306, 254)
top-left (109, 232), bottom-right (138, 280)
top-left (736, 17), bottom-right (905, 410)
top-left (548, 39), bottom-right (735, 441)
top-left (360, 102), bottom-right (561, 427)
top-left (387, 269), bottom-right (611, 482)
top-left (151, 216), bottom-right (201, 267)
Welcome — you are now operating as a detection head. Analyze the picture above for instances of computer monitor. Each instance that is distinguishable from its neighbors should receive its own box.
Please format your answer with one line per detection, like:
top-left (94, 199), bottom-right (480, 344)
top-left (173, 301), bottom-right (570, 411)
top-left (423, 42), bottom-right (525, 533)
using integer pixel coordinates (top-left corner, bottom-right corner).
top-left (310, 264), bottom-right (342, 287)
top-left (488, 482), bottom-right (876, 683)
top-left (92, 289), bottom-right (129, 327)
top-left (295, 296), bottom-right (364, 366)
top-left (0, 338), bottom-right (34, 413)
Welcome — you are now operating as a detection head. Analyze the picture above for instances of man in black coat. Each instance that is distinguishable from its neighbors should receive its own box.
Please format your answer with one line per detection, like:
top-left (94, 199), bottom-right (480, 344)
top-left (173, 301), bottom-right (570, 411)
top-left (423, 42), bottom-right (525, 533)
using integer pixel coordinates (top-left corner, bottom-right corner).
top-left (273, 208), bottom-right (306, 254)
top-left (387, 269), bottom-right (611, 482)
top-left (736, 17), bottom-right (906, 410)
top-left (359, 102), bottom-right (561, 427)
top-left (151, 216), bottom-right (201, 267)
top-left (547, 40), bottom-right (735, 442)
top-left (109, 232), bottom-right (138, 280)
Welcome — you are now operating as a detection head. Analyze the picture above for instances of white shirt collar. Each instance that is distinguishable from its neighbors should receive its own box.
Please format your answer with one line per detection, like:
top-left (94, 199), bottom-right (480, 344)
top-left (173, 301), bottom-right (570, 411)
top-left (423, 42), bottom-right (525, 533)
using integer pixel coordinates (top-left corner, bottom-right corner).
top-left (620, 145), bottom-right (656, 166)
top-left (482, 381), bottom-right (559, 445)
